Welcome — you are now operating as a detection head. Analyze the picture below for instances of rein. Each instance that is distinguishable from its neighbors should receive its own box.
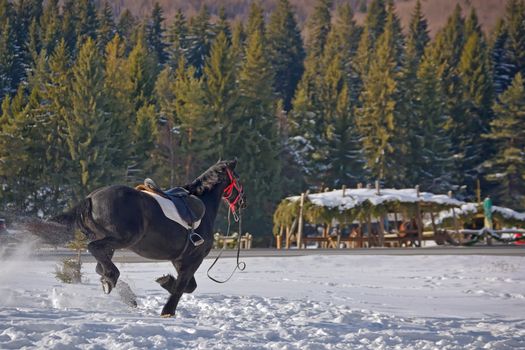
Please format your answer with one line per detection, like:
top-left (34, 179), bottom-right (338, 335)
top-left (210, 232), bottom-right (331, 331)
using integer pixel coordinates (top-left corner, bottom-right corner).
top-left (206, 168), bottom-right (246, 283)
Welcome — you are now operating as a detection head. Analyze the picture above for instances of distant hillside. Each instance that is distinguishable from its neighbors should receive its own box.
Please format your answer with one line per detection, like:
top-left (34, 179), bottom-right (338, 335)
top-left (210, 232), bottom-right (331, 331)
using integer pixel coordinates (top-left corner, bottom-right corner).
top-left (107, 0), bottom-right (507, 36)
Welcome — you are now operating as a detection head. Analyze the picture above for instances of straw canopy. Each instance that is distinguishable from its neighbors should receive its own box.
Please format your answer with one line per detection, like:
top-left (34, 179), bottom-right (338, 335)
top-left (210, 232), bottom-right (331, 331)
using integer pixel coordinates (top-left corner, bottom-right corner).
top-left (274, 188), bottom-right (464, 234)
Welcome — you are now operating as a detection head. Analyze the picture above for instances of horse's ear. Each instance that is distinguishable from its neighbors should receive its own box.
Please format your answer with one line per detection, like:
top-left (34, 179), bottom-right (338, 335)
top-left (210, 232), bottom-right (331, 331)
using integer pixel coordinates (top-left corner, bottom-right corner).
top-left (228, 158), bottom-right (237, 169)
top-left (216, 157), bottom-right (222, 164)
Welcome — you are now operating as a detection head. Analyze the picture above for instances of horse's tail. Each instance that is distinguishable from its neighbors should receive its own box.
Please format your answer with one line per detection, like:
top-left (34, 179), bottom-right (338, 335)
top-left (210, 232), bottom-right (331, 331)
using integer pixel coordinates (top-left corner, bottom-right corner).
top-left (25, 199), bottom-right (92, 245)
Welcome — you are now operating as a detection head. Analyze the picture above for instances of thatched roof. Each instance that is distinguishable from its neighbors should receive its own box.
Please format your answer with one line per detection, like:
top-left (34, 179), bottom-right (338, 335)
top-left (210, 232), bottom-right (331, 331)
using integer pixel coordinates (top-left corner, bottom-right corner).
top-left (274, 188), bottom-right (465, 233)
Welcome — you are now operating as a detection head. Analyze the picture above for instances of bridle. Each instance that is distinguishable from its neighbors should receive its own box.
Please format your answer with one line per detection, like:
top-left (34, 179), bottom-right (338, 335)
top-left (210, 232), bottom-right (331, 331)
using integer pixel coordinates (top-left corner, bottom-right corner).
top-left (207, 167), bottom-right (246, 283)
top-left (222, 168), bottom-right (244, 222)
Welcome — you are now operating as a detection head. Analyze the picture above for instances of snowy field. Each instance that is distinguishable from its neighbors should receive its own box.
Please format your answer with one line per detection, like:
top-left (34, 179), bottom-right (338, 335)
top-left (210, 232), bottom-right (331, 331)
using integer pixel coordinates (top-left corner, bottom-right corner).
top-left (1, 245), bottom-right (524, 349)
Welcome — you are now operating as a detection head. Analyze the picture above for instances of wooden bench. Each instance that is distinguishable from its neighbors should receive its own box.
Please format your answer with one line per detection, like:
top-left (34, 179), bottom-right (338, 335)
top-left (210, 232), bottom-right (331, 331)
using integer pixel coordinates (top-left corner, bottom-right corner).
top-left (214, 232), bottom-right (252, 249)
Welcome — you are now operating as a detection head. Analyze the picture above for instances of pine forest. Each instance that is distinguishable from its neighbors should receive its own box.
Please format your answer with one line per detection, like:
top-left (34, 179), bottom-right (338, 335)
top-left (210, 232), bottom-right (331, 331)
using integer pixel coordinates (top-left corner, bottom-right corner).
top-left (1, 0), bottom-right (525, 243)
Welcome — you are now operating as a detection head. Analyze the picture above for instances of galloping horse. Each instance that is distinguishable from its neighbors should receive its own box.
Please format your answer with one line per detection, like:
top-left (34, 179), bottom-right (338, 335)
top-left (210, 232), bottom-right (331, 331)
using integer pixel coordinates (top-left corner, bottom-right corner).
top-left (46, 159), bottom-right (245, 317)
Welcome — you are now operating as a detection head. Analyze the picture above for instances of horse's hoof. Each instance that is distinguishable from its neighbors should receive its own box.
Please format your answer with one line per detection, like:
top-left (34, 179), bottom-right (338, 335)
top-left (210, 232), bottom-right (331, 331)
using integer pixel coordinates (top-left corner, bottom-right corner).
top-left (155, 274), bottom-right (172, 285)
top-left (160, 313), bottom-right (174, 318)
top-left (101, 279), bottom-right (113, 294)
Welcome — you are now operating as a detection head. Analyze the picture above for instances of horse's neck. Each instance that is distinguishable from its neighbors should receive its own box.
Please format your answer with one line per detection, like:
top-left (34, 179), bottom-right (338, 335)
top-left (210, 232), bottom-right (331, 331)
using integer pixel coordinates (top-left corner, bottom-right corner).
top-left (198, 185), bottom-right (224, 230)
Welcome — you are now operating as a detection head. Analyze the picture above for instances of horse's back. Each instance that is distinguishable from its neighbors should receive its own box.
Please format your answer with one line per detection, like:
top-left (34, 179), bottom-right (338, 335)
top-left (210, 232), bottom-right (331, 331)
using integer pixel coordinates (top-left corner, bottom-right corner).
top-left (88, 185), bottom-right (148, 241)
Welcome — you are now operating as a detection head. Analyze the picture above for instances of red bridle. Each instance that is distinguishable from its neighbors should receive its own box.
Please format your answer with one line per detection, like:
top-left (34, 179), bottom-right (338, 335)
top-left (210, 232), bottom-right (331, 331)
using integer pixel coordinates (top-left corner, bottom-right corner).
top-left (223, 168), bottom-right (244, 221)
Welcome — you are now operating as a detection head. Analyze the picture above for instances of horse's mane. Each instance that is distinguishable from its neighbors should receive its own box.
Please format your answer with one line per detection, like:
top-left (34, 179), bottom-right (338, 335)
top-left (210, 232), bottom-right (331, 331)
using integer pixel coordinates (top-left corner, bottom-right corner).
top-left (183, 162), bottom-right (227, 196)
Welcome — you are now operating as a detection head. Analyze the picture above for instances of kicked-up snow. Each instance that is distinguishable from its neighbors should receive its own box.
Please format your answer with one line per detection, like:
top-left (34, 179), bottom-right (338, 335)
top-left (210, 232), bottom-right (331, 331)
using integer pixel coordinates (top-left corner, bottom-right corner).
top-left (0, 249), bottom-right (524, 349)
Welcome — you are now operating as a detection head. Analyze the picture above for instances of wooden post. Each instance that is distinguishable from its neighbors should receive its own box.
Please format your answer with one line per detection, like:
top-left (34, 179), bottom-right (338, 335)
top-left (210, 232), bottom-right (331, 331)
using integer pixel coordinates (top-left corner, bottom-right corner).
top-left (449, 190), bottom-right (461, 243)
top-left (357, 183), bottom-right (363, 189)
top-left (342, 185), bottom-right (346, 197)
top-left (375, 180), bottom-right (380, 195)
top-left (415, 185), bottom-right (423, 247)
top-left (378, 215), bottom-right (385, 246)
top-left (277, 225), bottom-right (283, 249)
top-left (297, 192), bottom-right (306, 249)
top-left (367, 214), bottom-right (373, 247)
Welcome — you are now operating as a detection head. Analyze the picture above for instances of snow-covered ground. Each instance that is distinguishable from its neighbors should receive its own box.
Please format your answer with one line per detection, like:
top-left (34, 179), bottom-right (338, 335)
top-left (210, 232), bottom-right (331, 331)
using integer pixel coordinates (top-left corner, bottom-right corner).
top-left (1, 245), bottom-right (524, 349)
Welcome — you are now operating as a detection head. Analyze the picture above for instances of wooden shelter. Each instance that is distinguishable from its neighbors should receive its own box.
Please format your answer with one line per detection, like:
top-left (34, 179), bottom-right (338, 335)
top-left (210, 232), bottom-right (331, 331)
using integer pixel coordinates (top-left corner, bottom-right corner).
top-left (273, 185), bottom-right (465, 249)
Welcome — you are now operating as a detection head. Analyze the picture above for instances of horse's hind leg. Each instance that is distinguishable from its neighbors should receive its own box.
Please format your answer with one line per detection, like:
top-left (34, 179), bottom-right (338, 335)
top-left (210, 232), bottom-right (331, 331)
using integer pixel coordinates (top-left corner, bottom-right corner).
top-left (88, 237), bottom-right (126, 294)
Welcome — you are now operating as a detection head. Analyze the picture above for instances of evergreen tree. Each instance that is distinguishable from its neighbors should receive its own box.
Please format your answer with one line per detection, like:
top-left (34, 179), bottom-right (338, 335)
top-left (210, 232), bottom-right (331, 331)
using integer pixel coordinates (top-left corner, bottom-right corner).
top-left (117, 9), bottom-right (136, 52)
top-left (0, 0), bottom-right (17, 98)
top-left (214, 6), bottom-right (231, 39)
top-left (305, 0), bottom-right (332, 59)
top-left (97, 1), bottom-right (116, 52)
top-left (66, 38), bottom-right (114, 200)
top-left (246, 1), bottom-right (264, 38)
top-left (187, 5), bottom-right (212, 76)
top-left (266, 0), bottom-right (305, 111)
top-left (490, 19), bottom-right (511, 96)
top-left (503, 0), bottom-right (525, 82)
top-left (455, 12), bottom-right (493, 191)
top-left (39, 0), bottom-right (61, 55)
top-left (146, 2), bottom-right (167, 64)
top-left (203, 31), bottom-right (238, 160)
top-left (104, 34), bottom-right (134, 176)
top-left (404, 0), bottom-right (430, 186)
top-left (76, 0), bottom-right (98, 45)
top-left (132, 104), bottom-right (158, 180)
top-left (357, 3), bottom-right (405, 185)
top-left (355, 0), bottom-right (387, 76)
top-left (61, 0), bottom-right (78, 53)
top-left (167, 9), bottom-right (188, 68)
top-left (483, 73), bottom-right (525, 209)
top-left (170, 60), bottom-right (213, 181)
top-left (235, 23), bottom-right (281, 234)
top-left (127, 28), bottom-right (158, 110)
top-left (412, 49), bottom-right (454, 192)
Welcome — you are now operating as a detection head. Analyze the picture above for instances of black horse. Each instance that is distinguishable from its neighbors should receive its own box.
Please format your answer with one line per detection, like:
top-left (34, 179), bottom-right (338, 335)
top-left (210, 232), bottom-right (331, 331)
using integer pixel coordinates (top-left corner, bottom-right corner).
top-left (44, 159), bottom-right (245, 317)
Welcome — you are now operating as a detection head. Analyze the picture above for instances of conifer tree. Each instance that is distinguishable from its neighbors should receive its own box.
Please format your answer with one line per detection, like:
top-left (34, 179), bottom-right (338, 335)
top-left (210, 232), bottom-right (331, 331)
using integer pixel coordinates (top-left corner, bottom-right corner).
top-left (454, 10), bottom-right (493, 191)
top-left (483, 73), bottom-right (525, 209)
top-left (127, 28), bottom-right (158, 110)
top-left (117, 9), bottom-right (136, 52)
top-left (167, 9), bottom-right (188, 69)
top-left (147, 2), bottom-right (167, 64)
top-left (246, 1), bottom-right (264, 38)
top-left (412, 49), bottom-right (454, 192)
top-left (131, 104), bottom-right (158, 180)
top-left (503, 0), bottom-right (525, 82)
top-left (66, 38), bottom-right (114, 200)
top-left (187, 5), bottom-right (212, 76)
top-left (76, 0), bottom-right (98, 45)
top-left (170, 60), bottom-right (213, 181)
top-left (214, 6), bottom-right (231, 39)
top-left (266, 0), bottom-right (305, 111)
top-left (39, 0), bottom-right (61, 55)
top-left (61, 0), bottom-right (78, 53)
top-left (355, 0), bottom-right (386, 76)
top-left (96, 2), bottom-right (116, 52)
top-left (0, 1), bottom-right (17, 98)
top-left (403, 0), bottom-right (430, 186)
top-left (305, 0), bottom-right (332, 59)
top-left (236, 23), bottom-right (282, 233)
top-left (203, 31), bottom-right (238, 160)
top-left (490, 19), bottom-right (511, 96)
top-left (357, 3), bottom-right (405, 185)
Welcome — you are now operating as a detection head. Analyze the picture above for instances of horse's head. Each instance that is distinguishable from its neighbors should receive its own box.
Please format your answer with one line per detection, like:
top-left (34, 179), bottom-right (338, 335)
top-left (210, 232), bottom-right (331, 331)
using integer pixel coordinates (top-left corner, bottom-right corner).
top-left (219, 159), bottom-right (246, 215)
top-left (185, 159), bottom-right (246, 213)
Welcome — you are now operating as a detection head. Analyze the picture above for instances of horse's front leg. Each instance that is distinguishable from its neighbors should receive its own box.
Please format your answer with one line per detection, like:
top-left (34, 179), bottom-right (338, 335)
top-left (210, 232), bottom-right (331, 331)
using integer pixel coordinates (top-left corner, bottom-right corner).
top-left (159, 259), bottom-right (202, 318)
top-left (156, 261), bottom-right (197, 294)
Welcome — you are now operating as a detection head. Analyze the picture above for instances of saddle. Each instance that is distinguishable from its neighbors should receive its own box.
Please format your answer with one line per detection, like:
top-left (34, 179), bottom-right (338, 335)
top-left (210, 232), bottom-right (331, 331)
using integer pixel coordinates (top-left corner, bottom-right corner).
top-left (136, 179), bottom-right (206, 246)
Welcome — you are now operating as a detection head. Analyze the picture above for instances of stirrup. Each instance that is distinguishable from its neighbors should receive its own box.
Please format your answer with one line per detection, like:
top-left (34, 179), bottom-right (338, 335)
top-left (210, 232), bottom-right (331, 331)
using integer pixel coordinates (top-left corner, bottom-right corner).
top-left (189, 232), bottom-right (204, 246)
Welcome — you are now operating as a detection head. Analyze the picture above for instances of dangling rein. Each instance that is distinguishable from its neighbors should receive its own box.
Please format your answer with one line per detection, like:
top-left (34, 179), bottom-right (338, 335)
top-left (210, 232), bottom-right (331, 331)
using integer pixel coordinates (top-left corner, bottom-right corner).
top-left (207, 169), bottom-right (246, 283)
